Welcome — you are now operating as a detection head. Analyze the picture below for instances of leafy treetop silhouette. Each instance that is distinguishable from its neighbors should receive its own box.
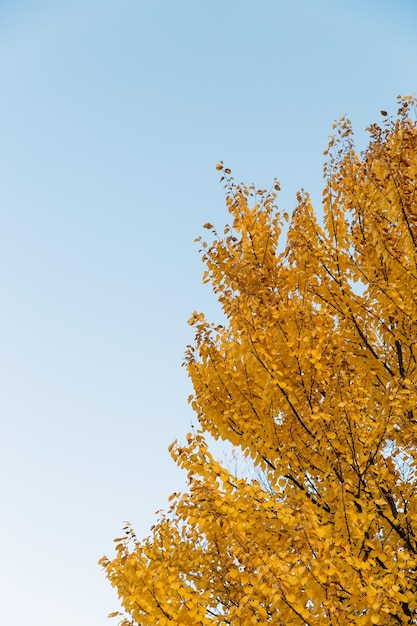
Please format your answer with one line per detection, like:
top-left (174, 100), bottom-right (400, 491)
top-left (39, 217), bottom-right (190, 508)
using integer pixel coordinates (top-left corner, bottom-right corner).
top-left (101, 96), bottom-right (417, 626)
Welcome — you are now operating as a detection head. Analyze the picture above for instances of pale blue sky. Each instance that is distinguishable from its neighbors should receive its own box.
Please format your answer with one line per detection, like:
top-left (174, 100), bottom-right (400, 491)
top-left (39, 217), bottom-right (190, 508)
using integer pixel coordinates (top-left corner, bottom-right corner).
top-left (0, 1), bottom-right (416, 624)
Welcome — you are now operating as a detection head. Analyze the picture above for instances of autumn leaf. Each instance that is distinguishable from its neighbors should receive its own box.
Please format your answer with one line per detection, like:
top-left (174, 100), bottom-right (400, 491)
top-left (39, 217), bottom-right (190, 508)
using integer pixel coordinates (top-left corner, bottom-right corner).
top-left (102, 97), bottom-right (417, 625)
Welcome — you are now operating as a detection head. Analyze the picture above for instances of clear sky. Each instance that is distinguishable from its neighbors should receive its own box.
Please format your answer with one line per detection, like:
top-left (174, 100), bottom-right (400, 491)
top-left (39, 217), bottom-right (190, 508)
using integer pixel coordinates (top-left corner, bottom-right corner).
top-left (0, 1), bottom-right (416, 624)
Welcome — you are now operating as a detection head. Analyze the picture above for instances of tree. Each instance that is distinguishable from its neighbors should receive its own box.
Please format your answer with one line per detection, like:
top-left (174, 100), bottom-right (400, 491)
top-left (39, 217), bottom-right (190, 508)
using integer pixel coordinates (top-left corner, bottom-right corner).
top-left (100, 97), bottom-right (417, 625)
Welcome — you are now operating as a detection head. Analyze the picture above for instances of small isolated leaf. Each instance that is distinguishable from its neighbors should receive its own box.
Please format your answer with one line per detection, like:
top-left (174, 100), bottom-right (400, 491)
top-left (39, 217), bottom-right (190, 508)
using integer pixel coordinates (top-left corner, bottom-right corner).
top-left (203, 222), bottom-right (214, 229)
top-left (216, 162), bottom-right (223, 170)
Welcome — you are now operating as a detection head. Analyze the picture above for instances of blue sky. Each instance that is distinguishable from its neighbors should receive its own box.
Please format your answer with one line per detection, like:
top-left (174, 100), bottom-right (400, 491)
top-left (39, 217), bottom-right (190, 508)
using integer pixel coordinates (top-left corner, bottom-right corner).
top-left (0, 1), bottom-right (416, 624)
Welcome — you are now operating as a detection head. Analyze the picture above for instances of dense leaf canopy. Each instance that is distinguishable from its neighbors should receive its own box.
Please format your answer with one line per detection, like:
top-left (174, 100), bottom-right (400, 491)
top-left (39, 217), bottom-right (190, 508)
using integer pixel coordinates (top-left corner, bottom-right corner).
top-left (101, 97), bottom-right (417, 625)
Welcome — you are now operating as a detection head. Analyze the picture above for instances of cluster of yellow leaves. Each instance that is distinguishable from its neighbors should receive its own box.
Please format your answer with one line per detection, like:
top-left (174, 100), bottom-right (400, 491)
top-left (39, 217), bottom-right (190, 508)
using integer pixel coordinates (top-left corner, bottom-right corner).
top-left (101, 97), bottom-right (417, 625)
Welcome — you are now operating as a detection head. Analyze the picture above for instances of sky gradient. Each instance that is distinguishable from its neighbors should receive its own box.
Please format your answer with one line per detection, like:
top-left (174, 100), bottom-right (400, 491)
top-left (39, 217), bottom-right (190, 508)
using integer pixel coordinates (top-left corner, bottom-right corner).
top-left (0, 1), bottom-right (416, 624)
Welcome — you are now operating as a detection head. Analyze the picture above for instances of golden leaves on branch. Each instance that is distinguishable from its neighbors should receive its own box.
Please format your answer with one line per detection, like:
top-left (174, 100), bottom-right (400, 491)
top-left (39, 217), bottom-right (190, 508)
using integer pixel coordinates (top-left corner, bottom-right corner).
top-left (102, 97), bottom-right (417, 625)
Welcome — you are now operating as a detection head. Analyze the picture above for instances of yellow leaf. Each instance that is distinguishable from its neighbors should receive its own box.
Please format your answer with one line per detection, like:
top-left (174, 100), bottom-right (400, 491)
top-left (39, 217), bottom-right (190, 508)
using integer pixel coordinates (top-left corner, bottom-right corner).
top-left (102, 97), bottom-right (417, 626)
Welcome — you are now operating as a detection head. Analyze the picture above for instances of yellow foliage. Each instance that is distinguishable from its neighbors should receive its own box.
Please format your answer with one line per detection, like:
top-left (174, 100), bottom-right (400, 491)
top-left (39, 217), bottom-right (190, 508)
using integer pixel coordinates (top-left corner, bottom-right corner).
top-left (101, 97), bottom-right (417, 624)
